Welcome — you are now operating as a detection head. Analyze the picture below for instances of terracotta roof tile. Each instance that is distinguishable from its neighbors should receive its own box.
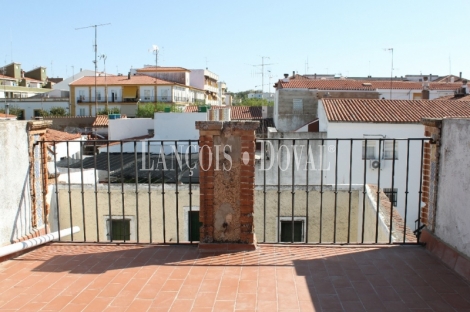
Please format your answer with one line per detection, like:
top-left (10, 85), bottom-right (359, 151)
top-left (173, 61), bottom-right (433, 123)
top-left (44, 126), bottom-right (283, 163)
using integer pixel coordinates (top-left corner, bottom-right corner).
top-left (136, 66), bottom-right (190, 72)
top-left (322, 98), bottom-right (470, 123)
top-left (278, 79), bottom-right (464, 91)
top-left (70, 75), bottom-right (176, 86)
top-left (92, 115), bottom-right (127, 127)
top-left (0, 113), bottom-right (17, 118)
top-left (0, 74), bottom-right (16, 81)
top-left (436, 94), bottom-right (470, 101)
top-left (184, 106), bottom-right (263, 119)
top-left (45, 129), bottom-right (81, 141)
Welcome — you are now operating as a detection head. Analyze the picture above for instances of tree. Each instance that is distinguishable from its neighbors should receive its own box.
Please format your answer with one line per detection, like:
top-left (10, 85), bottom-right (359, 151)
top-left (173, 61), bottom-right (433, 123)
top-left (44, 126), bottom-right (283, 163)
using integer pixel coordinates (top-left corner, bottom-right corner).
top-left (49, 106), bottom-right (67, 116)
top-left (97, 107), bottom-right (120, 115)
top-left (135, 102), bottom-right (181, 118)
top-left (240, 98), bottom-right (273, 107)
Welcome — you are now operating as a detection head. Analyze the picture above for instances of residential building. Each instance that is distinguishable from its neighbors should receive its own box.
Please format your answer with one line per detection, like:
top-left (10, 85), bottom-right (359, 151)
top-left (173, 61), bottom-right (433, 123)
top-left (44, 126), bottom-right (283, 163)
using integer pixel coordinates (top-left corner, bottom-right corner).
top-left (0, 62), bottom-right (51, 99)
top-left (247, 91), bottom-right (275, 102)
top-left (69, 74), bottom-right (205, 117)
top-left (317, 98), bottom-right (470, 230)
top-left (190, 69), bottom-right (221, 106)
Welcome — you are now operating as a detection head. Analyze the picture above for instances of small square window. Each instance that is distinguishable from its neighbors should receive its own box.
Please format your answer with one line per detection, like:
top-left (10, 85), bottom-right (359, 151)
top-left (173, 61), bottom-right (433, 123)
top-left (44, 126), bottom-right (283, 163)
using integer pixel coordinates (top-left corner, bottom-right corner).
top-left (383, 188), bottom-right (398, 206)
top-left (362, 140), bottom-right (376, 160)
top-left (109, 219), bottom-right (130, 241)
top-left (383, 141), bottom-right (398, 160)
top-left (279, 219), bottom-right (304, 242)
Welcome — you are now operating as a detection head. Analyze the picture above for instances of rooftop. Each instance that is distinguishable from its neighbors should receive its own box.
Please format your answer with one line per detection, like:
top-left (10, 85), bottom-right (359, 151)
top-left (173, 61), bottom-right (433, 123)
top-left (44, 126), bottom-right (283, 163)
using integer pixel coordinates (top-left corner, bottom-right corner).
top-left (45, 129), bottom-right (82, 141)
top-left (277, 78), bottom-right (464, 91)
top-left (136, 66), bottom-right (190, 73)
top-left (322, 98), bottom-right (470, 123)
top-left (185, 106), bottom-right (264, 120)
top-left (1, 243), bottom-right (469, 311)
top-left (70, 75), bottom-right (178, 86)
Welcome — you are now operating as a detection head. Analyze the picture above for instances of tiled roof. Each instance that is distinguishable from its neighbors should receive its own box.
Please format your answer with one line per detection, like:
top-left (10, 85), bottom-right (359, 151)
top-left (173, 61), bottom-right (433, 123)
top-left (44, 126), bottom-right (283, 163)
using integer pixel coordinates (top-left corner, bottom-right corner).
top-left (184, 106), bottom-right (263, 119)
top-left (24, 77), bottom-right (43, 83)
top-left (278, 78), bottom-right (464, 91)
top-left (136, 66), bottom-right (190, 72)
top-left (322, 98), bottom-right (470, 123)
top-left (70, 75), bottom-right (176, 86)
top-left (435, 94), bottom-right (470, 101)
top-left (45, 129), bottom-right (81, 141)
top-left (92, 115), bottom-right (127, 127)
top-left (0, 74), bottom-right (16, 81)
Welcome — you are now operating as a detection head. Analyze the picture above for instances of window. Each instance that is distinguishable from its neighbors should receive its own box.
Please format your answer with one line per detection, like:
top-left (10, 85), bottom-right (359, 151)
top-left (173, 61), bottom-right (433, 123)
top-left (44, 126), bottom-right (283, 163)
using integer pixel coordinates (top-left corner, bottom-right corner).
top-left (278, 217), bottom-right (306, 242)
top-left (79, 108), bottom-right (86, 116)
top-left (97, 92), bottom-right (102, 101)
top-left (383, 141), bottom-right (398, 160)
top-left (293, 99), bottom-right (303, 113)
top-left (362, 140), bottom-right (376, 159)
top-left (108, 219), bottom-right (130, 241)
top-left (144, 90), bottom-right (151, 101)
top-left (184, 207), bottom-right (201, 241)
top-left (383, 188), bottom-right (398, 206)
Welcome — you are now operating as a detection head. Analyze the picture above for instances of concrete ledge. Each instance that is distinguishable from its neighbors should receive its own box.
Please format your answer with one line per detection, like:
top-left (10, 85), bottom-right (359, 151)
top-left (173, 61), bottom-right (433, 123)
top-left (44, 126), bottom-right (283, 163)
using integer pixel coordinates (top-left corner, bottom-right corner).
top-left (421, 229), bottom-right (470, 282)
top-left (198, 243), bottom-right (258, 253)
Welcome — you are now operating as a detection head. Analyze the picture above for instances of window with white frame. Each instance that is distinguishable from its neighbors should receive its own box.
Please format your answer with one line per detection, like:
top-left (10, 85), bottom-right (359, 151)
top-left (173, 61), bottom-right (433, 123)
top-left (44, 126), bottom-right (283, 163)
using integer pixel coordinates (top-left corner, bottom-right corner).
top-left (362, 140), bottom-right (376, 159)
top-left (144, 90), bottom-right (151, 101)
top-left (383, 141), bottom-right (399, 160)
top-left (79, 108), bottom-right (86, 116)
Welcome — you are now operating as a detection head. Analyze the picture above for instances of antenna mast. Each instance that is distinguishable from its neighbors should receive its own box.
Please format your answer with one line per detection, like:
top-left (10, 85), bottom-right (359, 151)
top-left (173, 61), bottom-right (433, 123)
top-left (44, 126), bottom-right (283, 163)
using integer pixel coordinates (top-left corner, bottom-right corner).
top-left (75, 23), bottom-right (111, 116)
top-left (252, 56), bottom-right (275, 93)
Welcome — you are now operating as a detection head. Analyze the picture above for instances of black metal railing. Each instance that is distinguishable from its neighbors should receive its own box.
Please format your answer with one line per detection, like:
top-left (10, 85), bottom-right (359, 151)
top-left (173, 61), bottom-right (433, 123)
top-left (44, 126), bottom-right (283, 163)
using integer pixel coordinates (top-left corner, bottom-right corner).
top-left (38, 137), bottom-right (429, 245)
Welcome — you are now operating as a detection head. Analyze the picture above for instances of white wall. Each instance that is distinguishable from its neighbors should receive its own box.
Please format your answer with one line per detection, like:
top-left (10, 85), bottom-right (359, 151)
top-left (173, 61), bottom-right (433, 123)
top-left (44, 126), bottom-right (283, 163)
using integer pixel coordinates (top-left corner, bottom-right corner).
top-left (0, 121), bottom-right (33, 246)
top-left (377, 89), bottom-right (456, 100)
top-left (108, 118), bottom-right (154, 140)
top-left (322, 118), bottom-right (424, 230)
top-left (154, 112), bottom-right (206, 141)
top-left (189, 69), bottom-right (205, 90)
top-left (6, 100), bottom-right (69, 120)
top-left (435, 118), bottom-right (470, 258)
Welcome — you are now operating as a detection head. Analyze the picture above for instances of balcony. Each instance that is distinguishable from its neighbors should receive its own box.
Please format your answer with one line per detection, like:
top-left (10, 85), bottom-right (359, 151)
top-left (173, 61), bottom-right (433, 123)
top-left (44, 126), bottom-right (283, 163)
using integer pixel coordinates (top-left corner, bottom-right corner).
top-left (1, 120), bottom-right (470, 311)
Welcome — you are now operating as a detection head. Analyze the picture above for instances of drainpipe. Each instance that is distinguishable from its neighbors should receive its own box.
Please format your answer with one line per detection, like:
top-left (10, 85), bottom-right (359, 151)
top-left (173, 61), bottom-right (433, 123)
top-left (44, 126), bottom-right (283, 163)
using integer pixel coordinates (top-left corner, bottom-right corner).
top-left (0, 226), bottom-right (80, 258)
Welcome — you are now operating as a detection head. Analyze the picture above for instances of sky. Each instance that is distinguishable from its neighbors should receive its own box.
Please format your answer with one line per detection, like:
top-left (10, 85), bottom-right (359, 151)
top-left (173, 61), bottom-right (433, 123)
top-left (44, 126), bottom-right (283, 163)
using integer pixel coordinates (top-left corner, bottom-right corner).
top-left (1, 0), bottom-right (469, 93)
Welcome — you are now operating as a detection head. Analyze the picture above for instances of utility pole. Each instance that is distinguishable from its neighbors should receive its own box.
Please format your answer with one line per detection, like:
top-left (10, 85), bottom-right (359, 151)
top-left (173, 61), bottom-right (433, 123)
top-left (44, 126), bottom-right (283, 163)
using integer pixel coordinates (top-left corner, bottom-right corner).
top-left (150, 45), bottom-right (159, 104)
top-left (385, 48), bottom-right (394, 99)
top-left (75, 23), bottom-right (111, 116)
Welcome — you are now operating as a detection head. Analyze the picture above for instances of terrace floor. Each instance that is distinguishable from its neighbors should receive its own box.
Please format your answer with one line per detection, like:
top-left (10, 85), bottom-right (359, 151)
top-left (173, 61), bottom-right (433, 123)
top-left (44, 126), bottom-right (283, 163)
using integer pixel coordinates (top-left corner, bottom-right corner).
top-left (0, 244), bottom-right (469, 312)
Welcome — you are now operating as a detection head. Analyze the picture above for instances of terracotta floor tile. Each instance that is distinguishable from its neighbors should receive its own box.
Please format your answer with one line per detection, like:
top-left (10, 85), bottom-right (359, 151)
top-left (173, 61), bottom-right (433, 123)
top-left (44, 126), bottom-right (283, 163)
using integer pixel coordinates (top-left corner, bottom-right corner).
top-left (161, 279), bottom-right (183, 292)
top-left (152, 291), bottom-right (177, 308)
top-left (193, 291), bottom-right (217, 308)
top-left (125, 298), bottom-right (152, 311)
top-left (109, 290), bottom-right (136, 307)
top-left (61, 303), bottom-right (88, 312)
top-left (213, 300), bottom-right (235, 311)
top-left (41, 295), bottom-right (75, 311)
top-left (199, 279), bottom-right (220, 293)
top-left (217, 286), bottom-right (238, 301)
top-left (82, 297), bottom-right (113, 312)
top-left (235, 293), bottom-right (257, 310)
top-left (169, 299), bottom-right (193, 312)
top-left (238, 280), bottom-right (258, 294)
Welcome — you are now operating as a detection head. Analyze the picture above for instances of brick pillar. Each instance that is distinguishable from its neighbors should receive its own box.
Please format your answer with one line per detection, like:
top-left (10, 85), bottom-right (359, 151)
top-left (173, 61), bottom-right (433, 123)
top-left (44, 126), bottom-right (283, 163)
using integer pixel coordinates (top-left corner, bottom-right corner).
top-left (196, 121), bottom-right (259, 251)
top-left (421, 118), bottom-right (442, 232)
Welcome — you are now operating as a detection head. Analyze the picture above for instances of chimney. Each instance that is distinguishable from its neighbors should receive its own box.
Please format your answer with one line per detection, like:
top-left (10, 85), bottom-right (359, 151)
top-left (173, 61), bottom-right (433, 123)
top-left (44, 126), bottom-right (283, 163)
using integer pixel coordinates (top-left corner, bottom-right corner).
top-left (128, 72), bottom-right (131, 79)
top-left (460, 72), bottom-right (462, 79)
top-left (292, 71), bottom-right (295, 77)
top-left (284, 73), bottom-right (288, 78)
top-left (422, 89), bottom-right (430, 100)
top-left (314, 73), bottom-right (317, 79)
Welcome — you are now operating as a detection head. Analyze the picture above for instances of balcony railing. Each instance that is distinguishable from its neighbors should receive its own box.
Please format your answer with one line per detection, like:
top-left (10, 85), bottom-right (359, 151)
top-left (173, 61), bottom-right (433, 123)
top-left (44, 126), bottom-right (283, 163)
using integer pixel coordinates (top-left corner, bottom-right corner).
top-left (39, 138), bottom-right (428, 245)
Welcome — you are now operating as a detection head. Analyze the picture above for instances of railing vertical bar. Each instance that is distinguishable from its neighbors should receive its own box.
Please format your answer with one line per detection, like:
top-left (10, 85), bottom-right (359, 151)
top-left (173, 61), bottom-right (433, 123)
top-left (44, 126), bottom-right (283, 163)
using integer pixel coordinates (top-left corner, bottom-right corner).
top-left (80, 141), bottom-right (86, 241)
top-left (93, 141), bottom-right (99, 242)
top-left (134, 141), bottom-right (140, 243)
top-left (389, 139), bottom-right (397, 244)
top-left (305, 140), bottom-right (310, 243)
top-left (53, 142), bottom-right (60, 241)
top-left (417, 140), bottom-right (425, 244)
top-left (175, 141), bottom-right (180, 244)
top-left (333, 139), bottom-right (339, 244)
top-left (40, 142), bottom-right (48, 235)
top-left (107, 142), bottom-right (112, 242)
top-left (148, 140), bottom-right (153, 243)
top-left (319, 139), bottom-right (324, 244)
top-left (403, 140), bottom-right (411, 243)
top-left (263, 140), bottom-right (267, 243)
top-left (277, 139), bottom-right (281, 243)
top-left (161, 141), bottom-right (165, 244)
top-left (347, 139), bottom-right (353, 244)
top-left (375, 139), bottom-right (382, 244)
top-left (361, 139), bottom-right (367, 243)
top-left (189, 140), bottom-right (193, 244)
top-left (291, 139), bottom-right (295, 243)
top-left (120, 141), bottom-right (126, 243)
top-left (66, 141), bottom-right (73, 241)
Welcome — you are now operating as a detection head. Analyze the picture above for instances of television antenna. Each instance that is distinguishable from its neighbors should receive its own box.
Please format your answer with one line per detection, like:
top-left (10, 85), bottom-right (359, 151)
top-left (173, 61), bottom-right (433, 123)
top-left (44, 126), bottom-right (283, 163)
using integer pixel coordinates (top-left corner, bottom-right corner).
top-left (75, 23), bottom-right (111, 116)
top-left (99, 54), bottom-right (108, 110)
top-left (249, 56), bottom-right (276, 94)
